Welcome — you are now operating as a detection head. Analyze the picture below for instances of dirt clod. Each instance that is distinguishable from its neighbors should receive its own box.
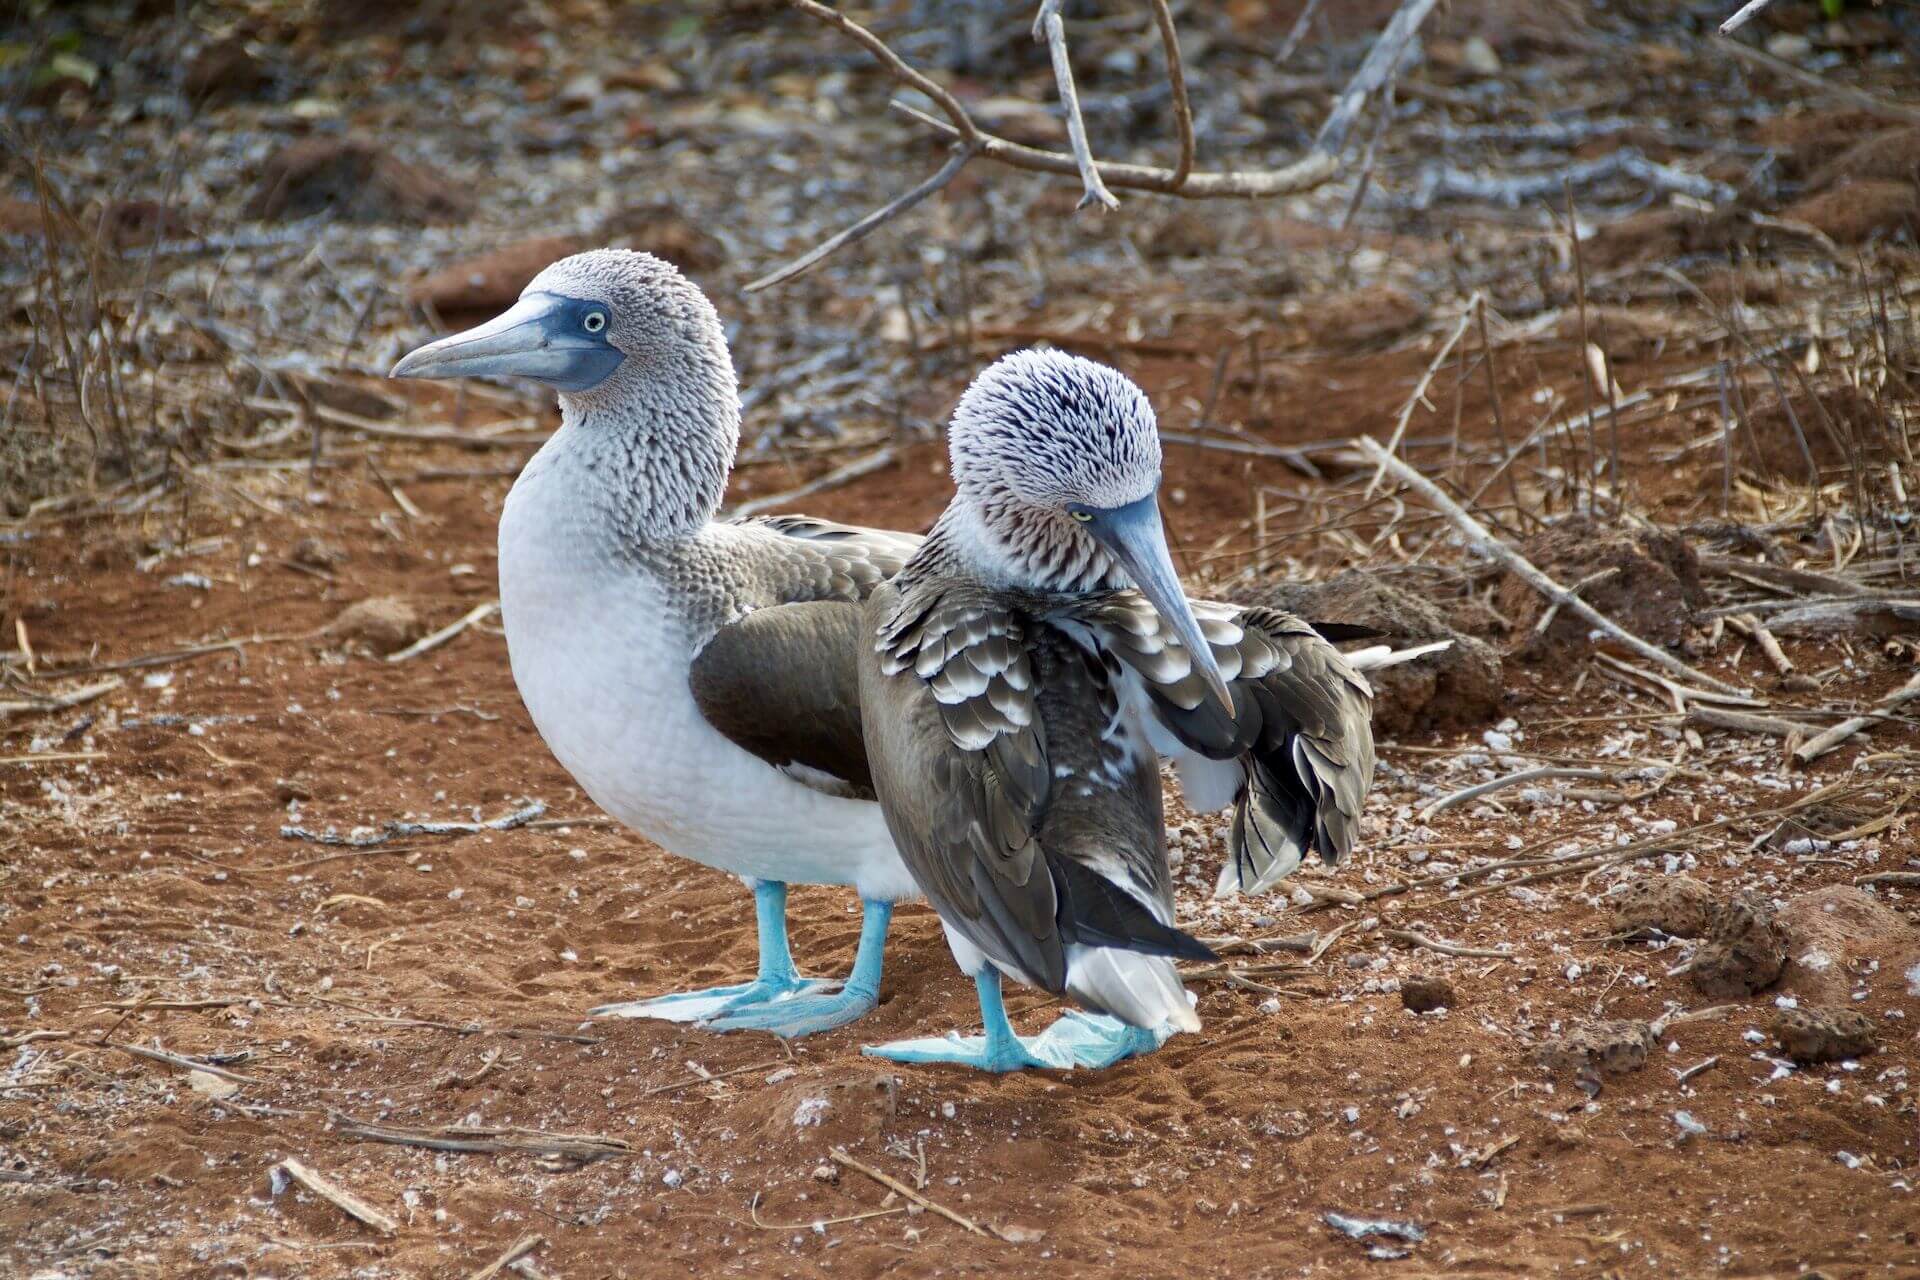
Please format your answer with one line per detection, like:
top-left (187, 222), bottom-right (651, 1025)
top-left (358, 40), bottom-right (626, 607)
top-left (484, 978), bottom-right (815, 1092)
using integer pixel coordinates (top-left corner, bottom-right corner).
top-left (1501, 515), bottom-right (1706, 652)
top-left (291, 538), bottom-right (348, 570)
top-left (1399, 974), bottom-right (1455, 1013)
top-left (1780, 179), bottom-right (1918, 246)
top-left (1687, 893), bottom-right (1789, 997)
top-left (183, 36), bottom-right (272, 103)
top-left (1773, 1007), bottom-right (1877, 1063)
top-left (1536, 1019), bottom-right (1654, 1076)
top-left (326, 597), bottom-right (426, 655)
top-left (408, 237), bottom-right (586, 321)
top-left (1248, 571), bottom-right (1503, 734)
top-left (247, 138), bottom-right (471, 225)
top-left (1608, 875), bottom-right (1719, 939)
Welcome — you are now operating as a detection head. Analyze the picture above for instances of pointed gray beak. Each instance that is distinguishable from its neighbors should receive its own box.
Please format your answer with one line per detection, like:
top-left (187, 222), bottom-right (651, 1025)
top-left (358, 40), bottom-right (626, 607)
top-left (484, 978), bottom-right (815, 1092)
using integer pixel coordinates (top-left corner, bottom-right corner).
top-left (389, 292), bottom-right (623, 392)
top-left (1083, 495), bottom-right (1233, 714)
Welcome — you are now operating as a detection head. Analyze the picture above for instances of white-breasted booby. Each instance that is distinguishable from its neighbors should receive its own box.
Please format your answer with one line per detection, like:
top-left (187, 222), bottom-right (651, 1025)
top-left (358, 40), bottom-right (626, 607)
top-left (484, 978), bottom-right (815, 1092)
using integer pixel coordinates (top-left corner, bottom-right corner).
top-left (391, 249), bottom-right (921, 1037)
top-left (855, 350), bottom-right (1379, 1072)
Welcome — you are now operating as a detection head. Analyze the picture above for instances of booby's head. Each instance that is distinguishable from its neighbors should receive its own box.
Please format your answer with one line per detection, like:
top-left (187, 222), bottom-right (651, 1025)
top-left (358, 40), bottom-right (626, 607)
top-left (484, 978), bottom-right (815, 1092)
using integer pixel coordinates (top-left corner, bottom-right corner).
top-left (948, 349), bottom-right (1229, 712)
top-left (389, 248), bottom-right (734, 411)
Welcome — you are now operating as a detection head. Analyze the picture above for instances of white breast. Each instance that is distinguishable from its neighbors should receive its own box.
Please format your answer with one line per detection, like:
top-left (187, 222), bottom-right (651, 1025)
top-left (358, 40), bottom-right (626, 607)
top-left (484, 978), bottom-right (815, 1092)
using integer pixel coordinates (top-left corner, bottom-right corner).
top-left (496, 452), bottom-right (916, 901)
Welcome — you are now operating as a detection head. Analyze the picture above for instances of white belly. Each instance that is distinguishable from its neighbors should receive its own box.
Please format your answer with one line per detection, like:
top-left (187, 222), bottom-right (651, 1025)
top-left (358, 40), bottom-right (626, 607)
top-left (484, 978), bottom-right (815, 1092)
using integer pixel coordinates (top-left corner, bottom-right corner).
top-left (497, 478), bottom-right (916, 901)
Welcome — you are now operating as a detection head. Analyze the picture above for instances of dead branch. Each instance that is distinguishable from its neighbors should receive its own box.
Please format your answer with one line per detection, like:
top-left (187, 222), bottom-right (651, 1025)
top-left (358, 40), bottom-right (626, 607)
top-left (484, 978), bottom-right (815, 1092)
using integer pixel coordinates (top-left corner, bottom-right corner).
top-left (1385, 928), bottom-right (1514, 960)
top-left (829, 1146), bottom-right (992, 1238)
top-left (1034, 0), bottom-right (1118, 210)
top-left (1406, 149), bottom-right (1736, 210)
top-left (1713, 36), bottom-right (1920, 127)
top-left (1725, 612), bottom-right (1794, 675)
top-left (1356, 437), bottom-right (1751, 698)
top-left (1718, 0), bottom-right (1777, 35)
top-left (106, 1040), bottom-right (260, 1085)
top-left (1685, 706), bottom-right (1808, 738)
top-left (1854, 872), bottom-right (1920, 889)
top-left (1764, 598), bottom-right (1920, 638)
top-left (272, 1157), bottom-right (400, 1236)
top-left (1792, 671), bottom-right (1920, 765)
top-left (1367, 295), bottom-right (1482, 495)
top-left (1418, 767), bottom-right (1616, 821)
top-left (333, 1115), bottom-right (632, 1163)
top-left (468, 1235), bottom-right (546, 1280)
top-left (1147, 0), bottom-right (1194, 188)
top-left (759, 0), bottom-right (1438, 284)
top-left (729, 446), bottom-right (899, 517)
top-left (280, 801), bottom-right (545, 848)
top-left (385, 600), bottom-right (498, 664)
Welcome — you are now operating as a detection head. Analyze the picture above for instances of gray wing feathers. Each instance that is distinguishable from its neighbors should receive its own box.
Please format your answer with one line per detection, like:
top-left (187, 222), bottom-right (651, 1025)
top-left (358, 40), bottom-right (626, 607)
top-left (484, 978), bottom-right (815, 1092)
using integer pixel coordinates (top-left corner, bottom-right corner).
top-left (1082, 595), bottom-right (1377, 894)
top-left (689, 601), bottom-right (875, 801)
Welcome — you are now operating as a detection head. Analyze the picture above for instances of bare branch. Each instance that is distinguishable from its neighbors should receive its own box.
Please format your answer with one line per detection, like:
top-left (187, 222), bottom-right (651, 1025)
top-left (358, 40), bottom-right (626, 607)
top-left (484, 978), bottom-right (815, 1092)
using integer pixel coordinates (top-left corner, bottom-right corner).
top-left (1033, 0), bottom-right (1119, 210)
top-left (1275, 0), bottom-right (1327, 66)
top-left (1147, 0), bottom-right (1195, 189)
top-left (783, 0), bottom-right (977, 146)
top-left (1717, 0), bottom-right (1777, 35)
top-left (758, 0), bottom-right (1438, 283)
top-left (744, 145), bottom-right (976, 293)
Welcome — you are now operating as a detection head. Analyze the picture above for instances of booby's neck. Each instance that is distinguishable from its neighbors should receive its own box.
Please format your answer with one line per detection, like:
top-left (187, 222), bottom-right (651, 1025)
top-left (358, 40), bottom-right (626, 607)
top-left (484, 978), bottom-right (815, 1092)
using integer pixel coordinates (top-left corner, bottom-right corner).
top-left (544, 347), bottom-right (741, 544)
top-left (911, 495), bottom-right (1123, 594)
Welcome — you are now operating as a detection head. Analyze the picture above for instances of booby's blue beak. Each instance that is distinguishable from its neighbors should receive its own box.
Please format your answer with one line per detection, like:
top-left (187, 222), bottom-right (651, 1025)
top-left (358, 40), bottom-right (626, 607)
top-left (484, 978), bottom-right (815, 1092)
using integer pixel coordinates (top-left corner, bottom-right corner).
top-left (389, 292), bottom-right (623, 392)
top-left (1079, 494), bottom-right (1233, 715)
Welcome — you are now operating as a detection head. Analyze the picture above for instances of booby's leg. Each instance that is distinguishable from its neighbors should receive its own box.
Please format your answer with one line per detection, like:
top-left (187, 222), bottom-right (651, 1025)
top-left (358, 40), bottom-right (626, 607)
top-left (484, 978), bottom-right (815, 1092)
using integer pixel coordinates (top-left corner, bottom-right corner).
top-left (589, 880), bottom-right (834, 1023)
top-left (862, 969), bottom-right (1170, 1073)
top-left (697, 898), bottom-right (893, 1037)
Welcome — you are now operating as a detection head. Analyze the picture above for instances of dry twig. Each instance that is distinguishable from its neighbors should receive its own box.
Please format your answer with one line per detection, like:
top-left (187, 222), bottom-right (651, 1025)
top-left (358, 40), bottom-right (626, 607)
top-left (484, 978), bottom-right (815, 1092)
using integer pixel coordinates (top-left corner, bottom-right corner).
top-left (829, 1146), bottom-right (992, 1238)
top-left (468, 1234), bottom-right (546, 1280)
top-left (272, 1157), bottom-right (400, 1236)
top-left (333, 1115), bottom-right (631, 1163)
top-left (1792, 671), bottom-right (1920, 765)
top-left (1033, 0), bottom-right (1118, 211)
top-left (1356, 436), bottom-right (1749, 698)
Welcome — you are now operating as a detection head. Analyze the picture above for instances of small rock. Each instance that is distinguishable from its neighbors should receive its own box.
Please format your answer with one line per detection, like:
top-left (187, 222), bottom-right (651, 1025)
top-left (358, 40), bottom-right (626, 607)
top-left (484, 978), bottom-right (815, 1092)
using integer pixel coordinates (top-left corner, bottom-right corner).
top-left (326, 597), bottom-right (425, 656)
top-left (1608, 875), bottom-right (1719, 939)
top-left (187, 1069), bottom-right (238, 1099)
top-left (1773, 1006), bottom-right (1876, 1063)
top-left (811, 1163), bottom-right (837, 1183)
top-left (1764, 32), bottom-right (1814, 60)
top-left (1687, 893), bottom-right (1789, 997)
top-left (291, 537), bottom-right (347, 569)
top-left (1000, 1223), bottom-right (1048, 1244)
top-left (1536, 1019), bottom-right (1654, 1076)
top-left (1400, 974), bottom-right (1455, 1013)
top-left (1460, 36), bottom-right (1502, 76)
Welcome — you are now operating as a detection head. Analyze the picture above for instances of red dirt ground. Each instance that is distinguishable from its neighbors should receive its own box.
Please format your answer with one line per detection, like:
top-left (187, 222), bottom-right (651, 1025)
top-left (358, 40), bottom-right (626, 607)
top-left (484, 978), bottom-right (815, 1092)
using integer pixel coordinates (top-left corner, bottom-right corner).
top-left (4, 325), bottom-right (1917, 1279)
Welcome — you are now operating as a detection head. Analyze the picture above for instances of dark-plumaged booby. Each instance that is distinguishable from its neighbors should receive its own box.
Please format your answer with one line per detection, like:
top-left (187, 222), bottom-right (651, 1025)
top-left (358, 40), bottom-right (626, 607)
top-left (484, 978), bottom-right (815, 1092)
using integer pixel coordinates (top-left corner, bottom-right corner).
top-left (391, 249), bottom-right (922, 1037)
top-left (856, 350), bottom-right (1379, 1072)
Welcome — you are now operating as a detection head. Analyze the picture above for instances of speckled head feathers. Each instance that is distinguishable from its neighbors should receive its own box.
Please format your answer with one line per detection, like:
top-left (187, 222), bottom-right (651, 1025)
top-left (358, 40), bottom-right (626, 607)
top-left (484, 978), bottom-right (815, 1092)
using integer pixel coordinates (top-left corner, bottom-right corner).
top-left (948, 349), bottom-right (1162, 513)
top-left (526, 249), bottom-right (728, 374)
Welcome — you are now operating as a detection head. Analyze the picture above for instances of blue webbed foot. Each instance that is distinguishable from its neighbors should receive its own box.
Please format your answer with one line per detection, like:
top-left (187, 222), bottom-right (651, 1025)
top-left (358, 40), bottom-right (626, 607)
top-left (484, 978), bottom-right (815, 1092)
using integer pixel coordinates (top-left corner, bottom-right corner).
top-left (862, 971), bottom-right (1173, 1072)
top-left (590, 974), bottom-right (835, 1024)
top-left (699, 898), bottom-right (893, 1037)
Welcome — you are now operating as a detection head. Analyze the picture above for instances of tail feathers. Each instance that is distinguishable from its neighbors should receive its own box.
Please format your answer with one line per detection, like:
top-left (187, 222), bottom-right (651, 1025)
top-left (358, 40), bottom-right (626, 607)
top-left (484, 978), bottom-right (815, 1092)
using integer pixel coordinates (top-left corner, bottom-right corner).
top-left (1218, 758), bottom-right (1311, 896)
top-left (1064, 944), bottom-right (1201, 1032)
top-left (1052, 856), bottom-right (1215, 963)
top-left (1341, 638), bottom-right (1452, 672)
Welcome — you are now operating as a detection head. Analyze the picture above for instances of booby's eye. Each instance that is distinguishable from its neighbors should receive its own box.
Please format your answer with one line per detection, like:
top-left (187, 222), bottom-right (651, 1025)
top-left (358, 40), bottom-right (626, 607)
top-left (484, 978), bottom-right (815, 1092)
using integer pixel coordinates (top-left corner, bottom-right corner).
top-left (583, 310), bottom-right (608, 334)
top-left (1069, 509), bottom-right (1093, 523)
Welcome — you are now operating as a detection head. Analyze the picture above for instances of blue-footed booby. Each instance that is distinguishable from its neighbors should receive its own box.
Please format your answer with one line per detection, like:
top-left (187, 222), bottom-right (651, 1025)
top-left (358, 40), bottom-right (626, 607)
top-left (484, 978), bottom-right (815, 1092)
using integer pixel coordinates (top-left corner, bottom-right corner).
top-left (390, 248), bottom-right (922, 1037)
top-left (856, 350), bottom-right (1379, 1072)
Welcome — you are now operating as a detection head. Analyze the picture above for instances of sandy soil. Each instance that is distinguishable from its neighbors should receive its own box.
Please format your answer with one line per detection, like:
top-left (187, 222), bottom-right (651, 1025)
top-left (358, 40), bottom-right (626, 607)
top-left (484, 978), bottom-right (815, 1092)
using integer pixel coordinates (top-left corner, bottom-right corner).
top-left (4, 327), bottom-right (1917, 1278)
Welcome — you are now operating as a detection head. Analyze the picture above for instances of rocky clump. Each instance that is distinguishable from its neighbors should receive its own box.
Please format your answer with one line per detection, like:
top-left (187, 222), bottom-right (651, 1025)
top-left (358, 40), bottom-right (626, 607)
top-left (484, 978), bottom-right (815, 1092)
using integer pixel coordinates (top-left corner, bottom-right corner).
top-left (1773, 1007), bottom-right (1876, 1064)
top-left (1684, 893), bottom-right (1789, 998)
top-left (1608, 876), bottom-right (1719, 940)
top-left (327, 597), bottom-right (426, 656)
top-left (1500, 516), bottom-right (1706, 652)
top-left (1248, 571), bottom-right (1503, 735)
top-left (1536, 1019), bottom-right (1654, 1076)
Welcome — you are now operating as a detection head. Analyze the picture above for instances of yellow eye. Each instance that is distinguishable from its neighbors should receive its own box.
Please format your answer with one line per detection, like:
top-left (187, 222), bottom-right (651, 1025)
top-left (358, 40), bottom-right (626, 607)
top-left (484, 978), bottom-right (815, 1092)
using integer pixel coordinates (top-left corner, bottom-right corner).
top-left (1070, 510), bottom-right (1093, 522)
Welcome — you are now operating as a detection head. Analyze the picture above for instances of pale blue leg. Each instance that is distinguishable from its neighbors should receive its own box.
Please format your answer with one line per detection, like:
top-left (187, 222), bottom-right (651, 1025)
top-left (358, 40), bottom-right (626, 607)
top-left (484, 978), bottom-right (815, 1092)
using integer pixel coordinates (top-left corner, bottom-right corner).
top-left (698, 899), bottom-right (893, 1037)
top-left (862, 969), bottom-right (1172, 1073)
top-left (590, 881), bottom-right (834, 1024)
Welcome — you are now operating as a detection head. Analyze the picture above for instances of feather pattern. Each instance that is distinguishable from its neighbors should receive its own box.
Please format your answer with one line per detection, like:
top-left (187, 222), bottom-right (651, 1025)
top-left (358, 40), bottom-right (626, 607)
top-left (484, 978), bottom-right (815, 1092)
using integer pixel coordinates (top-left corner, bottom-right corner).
top-left (864, 576), bottom-right (1213, 1014)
